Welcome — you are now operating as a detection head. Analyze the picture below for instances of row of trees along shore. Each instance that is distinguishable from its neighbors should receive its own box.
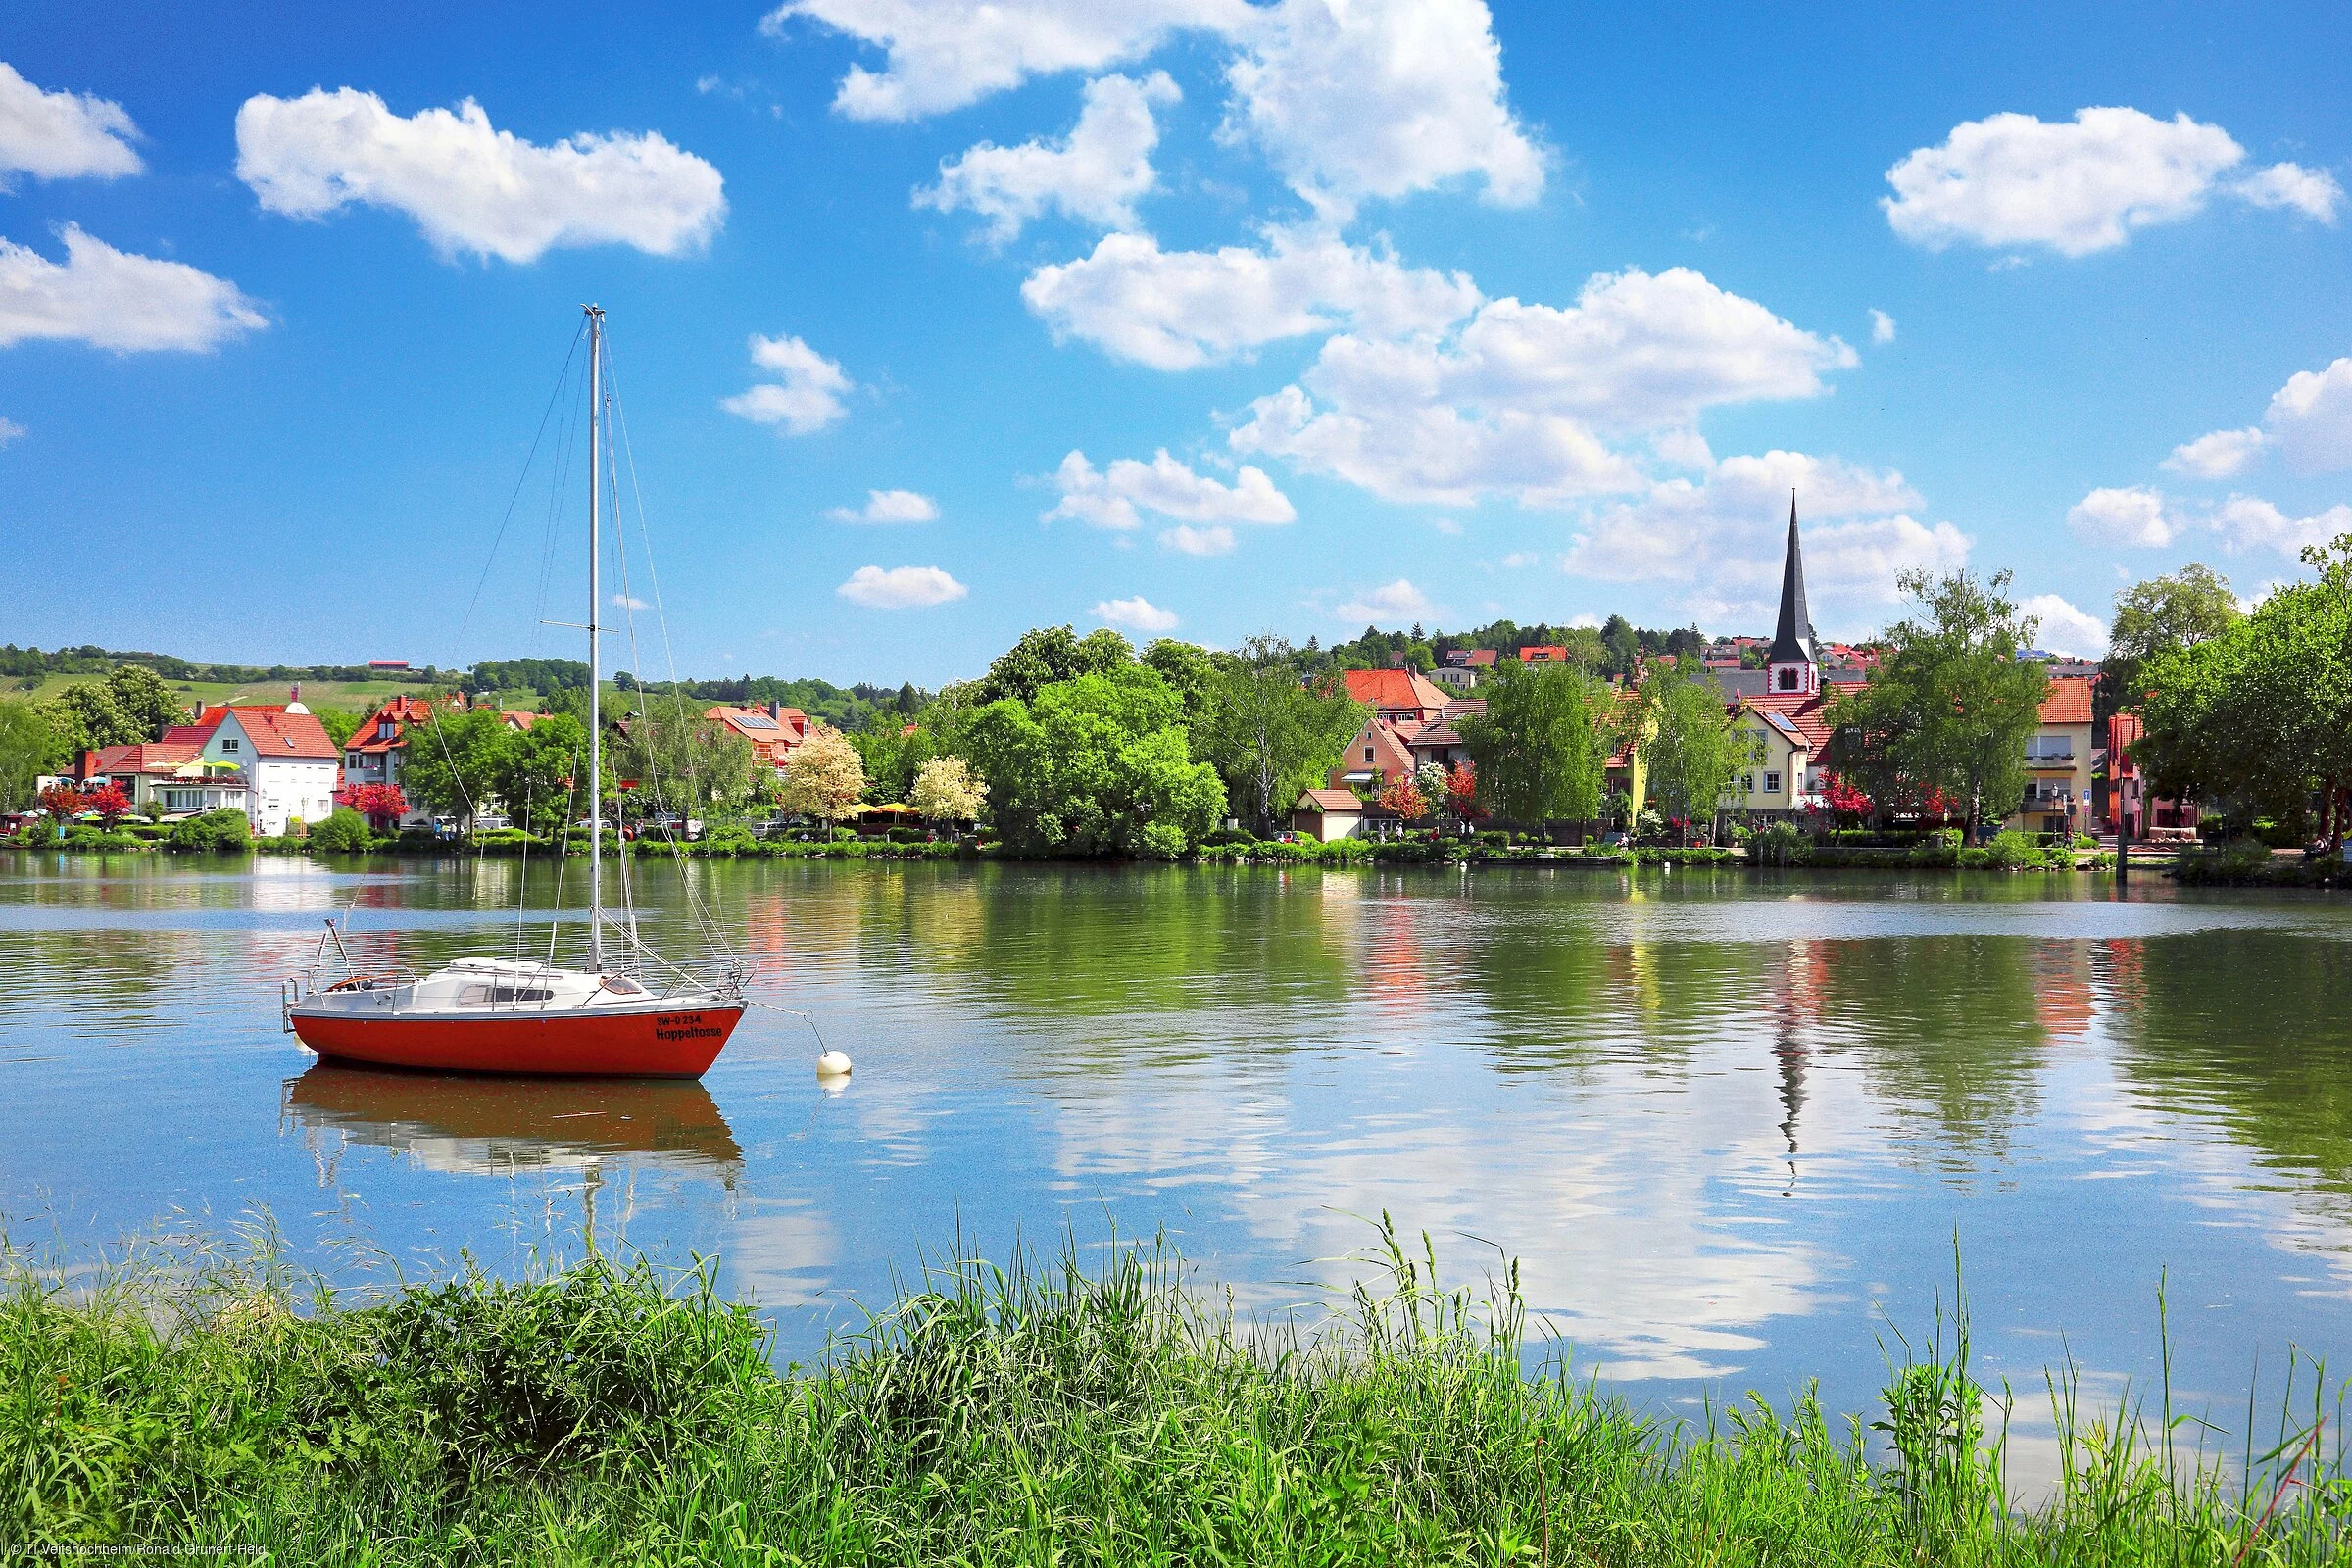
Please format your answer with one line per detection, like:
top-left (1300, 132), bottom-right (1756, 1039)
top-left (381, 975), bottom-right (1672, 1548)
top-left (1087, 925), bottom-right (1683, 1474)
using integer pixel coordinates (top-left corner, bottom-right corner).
top-left (8, 535), bottom-right (2348, 853)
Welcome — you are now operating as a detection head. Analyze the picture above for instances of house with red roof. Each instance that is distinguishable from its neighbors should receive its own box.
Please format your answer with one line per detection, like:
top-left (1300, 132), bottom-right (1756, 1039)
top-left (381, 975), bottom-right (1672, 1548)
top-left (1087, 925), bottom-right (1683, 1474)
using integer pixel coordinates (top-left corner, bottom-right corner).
top-left (705, 703), bottom-right (809, 774)
top-left (2006, 674), bottom-right (2098, 835)
top-left (75, 742), bottom-right (247, 819)
top-left (1338, 667), bottom-right (1449, 725)
top-left (337, 694), bottom-right (442, 827)
top-left (166, 702), bottom-right (340, 836)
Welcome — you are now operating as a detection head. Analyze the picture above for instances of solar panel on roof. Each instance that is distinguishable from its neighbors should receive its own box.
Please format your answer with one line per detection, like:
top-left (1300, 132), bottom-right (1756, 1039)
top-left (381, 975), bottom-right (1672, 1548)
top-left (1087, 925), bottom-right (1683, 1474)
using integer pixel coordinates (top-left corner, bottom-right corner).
top-left (734, 714), bottom-right (778, 730)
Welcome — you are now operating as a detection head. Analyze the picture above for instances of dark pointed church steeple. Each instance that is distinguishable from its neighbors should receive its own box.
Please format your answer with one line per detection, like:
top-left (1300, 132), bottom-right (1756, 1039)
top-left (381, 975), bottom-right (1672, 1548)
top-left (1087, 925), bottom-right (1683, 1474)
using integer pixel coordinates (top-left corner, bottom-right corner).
top-left (1765, 492), bottom-right (1819, 694)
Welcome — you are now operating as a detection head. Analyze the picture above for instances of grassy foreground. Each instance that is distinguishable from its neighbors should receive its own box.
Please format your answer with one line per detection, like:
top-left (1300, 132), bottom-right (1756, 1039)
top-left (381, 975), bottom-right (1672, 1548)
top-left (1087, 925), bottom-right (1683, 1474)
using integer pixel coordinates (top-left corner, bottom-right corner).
top-left (4, 1224), bottom-right (2345, 1565)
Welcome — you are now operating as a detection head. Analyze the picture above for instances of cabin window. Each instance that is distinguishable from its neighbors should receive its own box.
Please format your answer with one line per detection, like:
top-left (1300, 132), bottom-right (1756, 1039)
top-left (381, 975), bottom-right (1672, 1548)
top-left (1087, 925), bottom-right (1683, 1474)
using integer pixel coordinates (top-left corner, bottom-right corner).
top-left (603, 975), bottom-right (646, 996)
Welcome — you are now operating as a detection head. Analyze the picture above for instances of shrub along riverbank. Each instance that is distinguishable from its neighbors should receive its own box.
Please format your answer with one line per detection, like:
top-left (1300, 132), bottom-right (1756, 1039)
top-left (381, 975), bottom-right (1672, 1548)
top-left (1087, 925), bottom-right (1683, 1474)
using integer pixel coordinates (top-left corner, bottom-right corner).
top-left (8, 821), bottom-right (2125, 873)
top-left (4, 1224), bottom-right (2341, 1563)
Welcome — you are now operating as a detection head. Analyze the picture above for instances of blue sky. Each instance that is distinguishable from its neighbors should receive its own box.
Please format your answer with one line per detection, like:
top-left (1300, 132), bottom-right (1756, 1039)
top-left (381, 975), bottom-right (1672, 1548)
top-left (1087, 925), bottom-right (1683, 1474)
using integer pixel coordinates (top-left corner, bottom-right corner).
top-left (3, 2), bottom-right (2348, 685)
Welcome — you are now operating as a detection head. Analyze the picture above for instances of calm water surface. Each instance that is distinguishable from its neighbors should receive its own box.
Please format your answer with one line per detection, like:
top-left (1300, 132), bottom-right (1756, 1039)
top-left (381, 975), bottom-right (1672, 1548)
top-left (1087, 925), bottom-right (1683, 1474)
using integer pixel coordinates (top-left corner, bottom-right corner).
top-left (4, 854), bottom-right (2348, 1449)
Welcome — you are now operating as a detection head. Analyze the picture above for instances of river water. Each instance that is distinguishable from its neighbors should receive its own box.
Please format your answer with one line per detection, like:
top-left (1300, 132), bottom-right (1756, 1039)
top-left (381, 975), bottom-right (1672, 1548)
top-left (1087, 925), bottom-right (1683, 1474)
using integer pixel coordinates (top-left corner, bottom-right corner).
top-left (4, 853), bottom-right (2347, 1459)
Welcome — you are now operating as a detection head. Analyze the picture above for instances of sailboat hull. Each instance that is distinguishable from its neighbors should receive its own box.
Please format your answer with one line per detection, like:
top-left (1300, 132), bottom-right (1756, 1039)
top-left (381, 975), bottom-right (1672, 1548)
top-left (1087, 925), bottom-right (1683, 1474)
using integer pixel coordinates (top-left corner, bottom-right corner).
top-left (291, 1002), bottom-right (745, 1078)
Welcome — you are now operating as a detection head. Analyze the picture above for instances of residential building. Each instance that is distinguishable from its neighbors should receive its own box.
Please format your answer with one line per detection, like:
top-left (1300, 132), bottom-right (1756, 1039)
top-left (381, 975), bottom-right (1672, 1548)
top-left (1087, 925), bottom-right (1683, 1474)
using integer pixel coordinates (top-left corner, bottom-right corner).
top-left (76, 743), bottom-right (247, 818)
top-left (2100, 711), bottom-right (2199, 839)
top-left (163, 702), bottom-right (338, 836)
top-left (1429, 664), bottom-right (1479, 692)
top-left (1339, 667), bottom-right (1450, 726)
top-left (1329, 713), bottom-right (1420, 792)
top-left (339, 694), bottom-right (441, 826)
top-left (1291, 787), bottom-right (1367, 841)
top-left (706, 702), bottom-right (809, 775)
top-left (1443, 648), bottom-right (1498, 670)
top-left (1518, 645), bottom-right (1568, 663)
top-left (2008, 676), bottom-right (2097, 835)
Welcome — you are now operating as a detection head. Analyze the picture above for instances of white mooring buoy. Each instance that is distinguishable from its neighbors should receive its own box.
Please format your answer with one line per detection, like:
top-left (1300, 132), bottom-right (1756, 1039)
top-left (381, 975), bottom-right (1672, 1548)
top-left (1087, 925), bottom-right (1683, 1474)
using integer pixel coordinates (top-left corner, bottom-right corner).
top-left (816, 1049), bottom-right (854, 1079)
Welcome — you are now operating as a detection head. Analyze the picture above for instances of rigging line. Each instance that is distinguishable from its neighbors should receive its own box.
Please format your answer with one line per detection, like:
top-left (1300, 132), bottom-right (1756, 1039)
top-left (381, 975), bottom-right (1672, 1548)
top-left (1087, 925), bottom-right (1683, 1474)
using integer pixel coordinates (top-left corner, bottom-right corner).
top-left (600, 341), bottom-right (721, 958)
top-left (531, 361), bottom-right (587, 649)
top-left (604, 334), bottom-right (732, 961)
top-left (461, 320), bottom-right (586, 649)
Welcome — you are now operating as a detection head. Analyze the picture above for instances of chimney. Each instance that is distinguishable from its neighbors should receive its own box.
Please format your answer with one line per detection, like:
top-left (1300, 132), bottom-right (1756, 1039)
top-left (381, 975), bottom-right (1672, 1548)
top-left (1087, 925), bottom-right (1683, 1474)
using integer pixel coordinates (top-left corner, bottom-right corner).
top-left (770, 700), bottom-right (782, 719)
top-left (82, 749), bottom-right (99, 779)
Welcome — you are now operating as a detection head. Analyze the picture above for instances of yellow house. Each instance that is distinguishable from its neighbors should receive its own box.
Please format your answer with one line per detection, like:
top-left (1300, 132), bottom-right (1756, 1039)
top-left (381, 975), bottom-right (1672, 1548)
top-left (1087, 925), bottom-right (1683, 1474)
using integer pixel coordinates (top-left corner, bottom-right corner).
top-left (2006, 675), bottom-right (2097, 835)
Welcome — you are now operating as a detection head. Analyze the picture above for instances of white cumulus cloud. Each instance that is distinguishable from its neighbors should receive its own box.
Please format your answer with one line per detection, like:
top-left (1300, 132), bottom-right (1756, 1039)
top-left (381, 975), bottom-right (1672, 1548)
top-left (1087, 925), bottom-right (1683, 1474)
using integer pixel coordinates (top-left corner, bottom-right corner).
top-left (235, 88), bottom-right (725, 263)
top-left (721, 334), bottom-right (853, 435)
top-left (2019, 594), bottom-right (2109, 658)
top-left (2212, 495), bottom-right (2352, 556)
top-left (1333, 577), bottom-right (1432, 623)
top-left (1561, 451), bottom-right (1954, 620)
top-left (2232, 161), bottom-right (2344, 221)
top-left (1160, 523), bottom-right (1236, 555)
top-left (1230, 267), bottom-right (1854, 507)
top-left (2262, 357), bottom-right (2352, 473)
top-left (917, 72), bottom-right (1177, 243)
top-left (0, 225), bottom-right (265, 352)
top-left (1022, 226), bottom-right (1480, 370)
top-left (1092, 594), bottom-right (1180, 631)
top-left (1869, 308), bottom-right (1895, 344)
top-left (1882, 107), bottom-right (2336, 257)
top-left (2066, 485), bottom-right (2180, 548)
top-left (765, 0), bottom-right (1250, 121)
top-left (0, 62), bottom-right (142, 183)
top-left (1221, 0), bottom-right (1544, 218)
top-left (2163, 356), bottom-right (2352, 481)
top-left (1045, 449), bottom-right (1296, 530)
top-left (837, 564), bottom-right (968, 608)
top-left (826, 488), bottom-right (939, 523)
top-left (2162, 425), bottom-right (2266, 479)
top-left (0, 416), bottom-right (23, 447)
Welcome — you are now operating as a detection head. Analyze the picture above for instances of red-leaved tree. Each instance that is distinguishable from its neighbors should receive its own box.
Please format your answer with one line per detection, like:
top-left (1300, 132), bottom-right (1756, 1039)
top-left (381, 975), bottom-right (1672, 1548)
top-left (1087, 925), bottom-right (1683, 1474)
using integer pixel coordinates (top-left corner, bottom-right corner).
top-left (38, 782), bottom-right (83, 827)
top-left (1815, 769), bottom-right (1872, 828)
top-left (80, 783), bottom-right (132, 828)
top-left (1444, 761), bottom-right (1486, 821)
top-left (338, 783), bottom-right (408, 828)
top-left (1378, 775), bottom-right (1430, 821)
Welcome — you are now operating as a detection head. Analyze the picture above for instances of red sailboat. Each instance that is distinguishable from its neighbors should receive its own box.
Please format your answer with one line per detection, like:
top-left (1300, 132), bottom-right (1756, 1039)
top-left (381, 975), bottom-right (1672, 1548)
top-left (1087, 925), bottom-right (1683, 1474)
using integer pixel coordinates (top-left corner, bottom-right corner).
top-left (285, 307), bottom-right (745, 1077)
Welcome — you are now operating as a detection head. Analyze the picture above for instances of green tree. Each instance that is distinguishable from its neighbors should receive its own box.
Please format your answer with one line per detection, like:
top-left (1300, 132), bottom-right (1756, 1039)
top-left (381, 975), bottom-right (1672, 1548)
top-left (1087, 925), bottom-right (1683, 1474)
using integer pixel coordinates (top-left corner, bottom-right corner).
top-left (40, 681), bottom-right (132, 758)
top-left (971, 625), bottom-right (1135, 706)
top-left (2138, 534), bottom-right (2352, 844)
top-left (964, 665), bottom-right (1225, 857)
top-left (1831, 568), bottom-right (2050, 843)
top-left (612, 709), bottom-right (760, 815)
top-left (1193, 635), bottom-right (1366, 834)
top-left (1456, 661), bottom-right (1618, 825)
top-left (2104, 564), bottom-right (2240, 710)
top-left (396, 709), bottom-right (512, 824)
top-left (309, 808), bottom-right (374, 853)
top-left (104, 664), bottom-right (188, 741)
top-left (1636, 659), bottom-right (1745, 841)
top-left (314, 708), bottom-right (365, 751)
top-left (1141, 638), bottom-right (1216, 714)
top-left (0, 701), bottom-right (60, 810)
top-left (484, 713), bottom-right (588, 835)
top-left (852, 716), bottom-right (934, 804)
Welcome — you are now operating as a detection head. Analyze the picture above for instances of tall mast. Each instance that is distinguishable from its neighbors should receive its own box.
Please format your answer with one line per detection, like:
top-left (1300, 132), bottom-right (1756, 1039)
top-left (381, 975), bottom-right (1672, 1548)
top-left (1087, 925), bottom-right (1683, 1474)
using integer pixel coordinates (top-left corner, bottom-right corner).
top-left (585, 305), bottom-right (604, 971)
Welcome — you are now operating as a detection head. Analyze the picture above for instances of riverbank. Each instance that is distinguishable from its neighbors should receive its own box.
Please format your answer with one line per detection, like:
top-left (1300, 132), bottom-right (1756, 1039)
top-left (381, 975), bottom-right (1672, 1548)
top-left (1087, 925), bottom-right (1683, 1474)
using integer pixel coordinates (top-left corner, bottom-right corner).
top-left (6, 833), bottom-right (2129, 874)
top-left (5, 1227), bottom-right (2339, 1564)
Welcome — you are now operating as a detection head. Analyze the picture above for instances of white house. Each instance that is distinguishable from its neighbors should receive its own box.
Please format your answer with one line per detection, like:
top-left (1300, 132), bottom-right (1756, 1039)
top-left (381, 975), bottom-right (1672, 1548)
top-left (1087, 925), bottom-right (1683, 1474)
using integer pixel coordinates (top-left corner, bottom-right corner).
top-left (163, 702), bottom-right (341, 837)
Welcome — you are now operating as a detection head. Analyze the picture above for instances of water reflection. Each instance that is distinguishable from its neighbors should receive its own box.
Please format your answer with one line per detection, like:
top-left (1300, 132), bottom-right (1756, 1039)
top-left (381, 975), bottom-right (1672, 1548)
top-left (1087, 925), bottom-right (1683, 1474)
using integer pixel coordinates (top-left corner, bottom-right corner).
top-left (9, 855), bottom-right (2352, 1457)
top-left (282, 1064), bottom-right (743, 1182)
